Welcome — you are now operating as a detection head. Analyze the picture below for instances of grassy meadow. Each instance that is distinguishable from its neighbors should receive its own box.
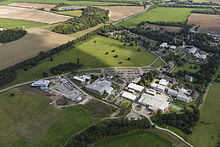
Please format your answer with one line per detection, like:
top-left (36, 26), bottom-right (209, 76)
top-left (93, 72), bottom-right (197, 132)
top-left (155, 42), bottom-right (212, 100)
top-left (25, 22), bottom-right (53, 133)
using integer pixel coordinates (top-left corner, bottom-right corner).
top-left (117, 7), bottom-right (214, 27)
top-left (151, 58), bottom-right (165, 68)
top-left (188, 82), bottom-right (220, 147)
top-left (57, 10), bottom-right (82, 16)
top-left (93, 130), bottom-right (173, 147)
top-left (0, 18), bottom-right (46, 28)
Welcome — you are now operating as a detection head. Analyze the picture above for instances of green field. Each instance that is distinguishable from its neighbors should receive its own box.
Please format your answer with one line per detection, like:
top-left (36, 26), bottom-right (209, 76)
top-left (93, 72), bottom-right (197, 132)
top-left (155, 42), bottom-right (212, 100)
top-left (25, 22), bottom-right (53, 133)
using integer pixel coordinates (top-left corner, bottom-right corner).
top-left (0, 88), bottom-right (118, 146)
top-left (93, 130), bottom-right (173, 147)
top-left (151, 58), bottom-right (165, 68)
top-left (173, 62), bottom-right (200, 73)
top-left (1, 35), bottom-right (158, 89)
top-left (0, 18), bottom-right (45, 28)
top-left (57, 10), bottom-right (82, 16)
top-left (188, 82), bottom-right (220, 147)
top-left (117, 7), bottom-right (214, 27)
top-left (0, 0), bottom-right (133, 5)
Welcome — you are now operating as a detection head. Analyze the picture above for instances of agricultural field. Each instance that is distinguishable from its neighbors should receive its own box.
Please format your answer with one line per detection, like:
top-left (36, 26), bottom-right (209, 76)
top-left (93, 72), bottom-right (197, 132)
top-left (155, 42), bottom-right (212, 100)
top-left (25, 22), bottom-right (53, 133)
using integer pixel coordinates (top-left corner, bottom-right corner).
top-left (1, 35), bottom-right (159, 89)
top-left (96, 6), bottom-right (144, 22)
top-left (117, 7), bottom-right (214, 27)
top-left (0, 18), bottom-right (45, 28)
top-left (93, 130), bottom-right (173, 147)
top-left (8, 2), bottom-right (56, 11)
top-left (187, 13), bottom-right (220, 34)
top-left (0, 6), bottom-right (70, 24)
top-left (57, 10), bottom-right (82, 17)
top-left (0, 88), bottom-right (102, 147)
top-left (188, 82), bottom-right (220, 147)
top-left (0, 27), bottom-right (73, 70)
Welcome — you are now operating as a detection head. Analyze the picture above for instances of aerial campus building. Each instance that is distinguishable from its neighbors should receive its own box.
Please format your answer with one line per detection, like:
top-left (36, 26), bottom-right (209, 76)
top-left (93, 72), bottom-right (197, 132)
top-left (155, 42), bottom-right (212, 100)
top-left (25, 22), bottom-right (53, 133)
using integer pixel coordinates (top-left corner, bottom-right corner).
top-left (127, 83), bottom-right (144, 92)
top-left (31, 80), bottom-right (50, 90)
top-left (167, 88), bottom-right (192, 103)
top-left (85, 79), bottom-right (113, 95)
top-left (121, 91), bottom-right (137, 101)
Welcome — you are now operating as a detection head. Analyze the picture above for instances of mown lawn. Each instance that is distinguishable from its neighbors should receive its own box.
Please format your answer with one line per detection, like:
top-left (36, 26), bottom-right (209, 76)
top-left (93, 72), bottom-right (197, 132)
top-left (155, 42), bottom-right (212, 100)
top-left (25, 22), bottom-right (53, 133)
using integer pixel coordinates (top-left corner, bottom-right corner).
top-left (188, 82), bottom-right (220, 147)
top-left (117, 7), bottom-right (214, 27)
top-left (0, 89), bottom-right (102, 147)
top-left (1, 35), bottom-right (159, 89)
top-left (173, 62), bottom-right (200, 73)
top-left (151, 58), bottom-right (165, 68)
top-left (93, 130), bottom-right (173, 147)
top-left (0, 18), bottom-right (46, 28)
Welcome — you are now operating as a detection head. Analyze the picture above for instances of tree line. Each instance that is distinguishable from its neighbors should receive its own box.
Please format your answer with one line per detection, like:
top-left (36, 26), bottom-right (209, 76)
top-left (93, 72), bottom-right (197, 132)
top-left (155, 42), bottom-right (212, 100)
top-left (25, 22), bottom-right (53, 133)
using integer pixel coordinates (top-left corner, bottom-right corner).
top-left (0, 28), bottom-right (26, 43)
top-left (52, 7), bottom-right (109, 34)
top-left (65, 119), bottom-right (151, 147)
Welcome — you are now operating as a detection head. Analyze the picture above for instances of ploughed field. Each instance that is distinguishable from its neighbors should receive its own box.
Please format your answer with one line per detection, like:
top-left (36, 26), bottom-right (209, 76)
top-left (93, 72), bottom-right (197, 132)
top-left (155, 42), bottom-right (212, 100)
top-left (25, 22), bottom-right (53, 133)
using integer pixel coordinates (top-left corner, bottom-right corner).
top-left (0, 27), bottom-right (73, 70)
top-left (187, 13), bottom-right (220, 34)
top-left (0, 6), bottom-right (70, 24)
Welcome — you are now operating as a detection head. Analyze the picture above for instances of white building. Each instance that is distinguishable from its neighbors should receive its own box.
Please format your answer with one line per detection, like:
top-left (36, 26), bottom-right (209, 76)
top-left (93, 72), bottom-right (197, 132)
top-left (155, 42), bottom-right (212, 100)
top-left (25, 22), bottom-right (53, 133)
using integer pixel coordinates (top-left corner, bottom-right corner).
top-left (167, 88), bottom-right (179, 97)
top-left (188, 47), bottom-right (198, 54)
top-left (85, 79), bottom-right (113, 95)
top-left (138, 93), bottom-right (169, 112)
top-left (73, 75), bottom-right (91, 84)
top-left (195, 53), bottom-right (207, 60)
top-left (169, 45), bottom-right (176, 50)
top-left (160, 42), bottom-right (169, 48)
top-left (127, 83), bottom-right (144, 92)
top-left (150, 83), bottom-right (166, 92)
top-left (177, 94), bottom-right (192, 103)
top-left (31, 80), bottom-right (50, 90)
top-left (159, 79), bottom-right (169, 86)
top-left (145, 88), bottom-right (156, 96)
top-left (121, 91), bottom-right (137, 101)
top-left (167, 88), bottom-right (192, 103)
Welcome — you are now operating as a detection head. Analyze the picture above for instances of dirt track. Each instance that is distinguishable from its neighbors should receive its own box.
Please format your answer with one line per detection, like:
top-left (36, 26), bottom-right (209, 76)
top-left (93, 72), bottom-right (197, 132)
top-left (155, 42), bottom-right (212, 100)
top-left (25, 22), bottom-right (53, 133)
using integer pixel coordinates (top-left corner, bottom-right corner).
top-left (187, 13), bottom-right (220, 34)
top-left (97, 6), bottom-right (144, 21)
top-left (0, 28), bottom-right (73, 70)
top-left (8, 2), bottom-right (56, 11)
top-left (0, 6), bottom-right (70, 24)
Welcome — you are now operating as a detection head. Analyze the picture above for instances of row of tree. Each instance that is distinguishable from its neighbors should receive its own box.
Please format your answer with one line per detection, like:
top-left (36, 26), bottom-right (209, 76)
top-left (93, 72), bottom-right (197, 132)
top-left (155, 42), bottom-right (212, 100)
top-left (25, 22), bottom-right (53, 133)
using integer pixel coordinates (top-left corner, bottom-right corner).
top-left (52, 7), bottom-right (109, 34)
top-left (65, 119), bottom-right (151, 147)
top-left (0, 28), bottom-right (26, 43)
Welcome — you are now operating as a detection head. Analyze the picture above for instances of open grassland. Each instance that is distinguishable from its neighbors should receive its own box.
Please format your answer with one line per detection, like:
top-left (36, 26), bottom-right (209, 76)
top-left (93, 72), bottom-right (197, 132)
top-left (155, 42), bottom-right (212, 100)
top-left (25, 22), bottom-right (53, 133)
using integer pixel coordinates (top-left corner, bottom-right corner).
top-left (0, 18), bottom-right (45, 28)
top-left (0, 6), bottom-right (70, 24)
top-left (187, 13), bottom-right (220, 34)
top-left (57, 10), bottom-right (82, 16)
top-left (0, 0), bottom-right (133, 5)
top-left (151, 58), bottom-right (165, 68)
top-left (93, 130), bottom-right (173, 147)
top-left (188, 82), bottom-right (220, 147)
top-left (96, 6), bottom-right (144, 21)
top-left (0, 27), bottom-right (73, 70)
top-left (8, 2), bottom-right (56, 11)
top-left (0, 89), bottom-right (99, 146)
top-left (0, 88), bottom-right (117, 146)
top-left (172, 62), bottom-right (200, 73)
top-left (1, 35), bottom-right (159, 89)
top-left (117, 7), bottom-right (214, 27)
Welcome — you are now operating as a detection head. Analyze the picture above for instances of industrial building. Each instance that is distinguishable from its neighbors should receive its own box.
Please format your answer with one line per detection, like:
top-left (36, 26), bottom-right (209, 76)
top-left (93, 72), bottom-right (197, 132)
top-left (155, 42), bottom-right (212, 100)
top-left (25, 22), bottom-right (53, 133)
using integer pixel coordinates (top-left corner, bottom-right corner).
top-left (31, 80), bottom-right (50, 90)
top-left (121, 91), bottom-right (137, 101)
top-left (138, 93), bottom-right (169, 112)
top-left (167, 88), bottom-right (192, 103)
top-left (150, 83), bottom-right (166, 92)
top-left (72, 75), bottom-right (91, 84)
top-left (85, 79), bottom-right (113, 95)
top-left (159, 79), bottom-right (169, 86)
top-left (127, 83), bottom-right (144, 92)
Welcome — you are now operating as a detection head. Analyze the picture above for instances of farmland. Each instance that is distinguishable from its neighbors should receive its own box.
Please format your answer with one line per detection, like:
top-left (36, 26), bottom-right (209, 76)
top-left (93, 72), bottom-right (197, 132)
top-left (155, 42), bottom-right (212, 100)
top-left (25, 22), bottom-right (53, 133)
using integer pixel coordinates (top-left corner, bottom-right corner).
top-left (8, 2), bottom-right (56, 11)
top-left (188, 82), bottom-right (220, 147)
top-left (93, 130), bottom-right (173, 147)
top-left (0, 18), bottom-right (45, 28)
top-left (0, 27), bottom-right (73, 70)
top-left (57, 10), bottom-right (82, 17)
top-left (187, 13), bottom-right (220, 34)
top-left (117, 7), bottom-right (214, 27)
top-left (96, 6), bottom-right (144, 22)
top-left (0, 6), bottom-right (70, 24)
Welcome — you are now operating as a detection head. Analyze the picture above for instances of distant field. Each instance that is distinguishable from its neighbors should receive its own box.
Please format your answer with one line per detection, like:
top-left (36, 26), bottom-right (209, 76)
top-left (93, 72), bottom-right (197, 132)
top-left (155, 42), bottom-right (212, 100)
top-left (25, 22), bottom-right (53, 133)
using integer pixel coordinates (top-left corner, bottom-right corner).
top-left (117, 7), bottom-right (214, 27)
top-left (93, 130), bottom-right (173, 147)
top-left (188, 82), bottom-right (220, 147)
top-left (0, 18), bottom-right (45, 28)
top-left (57, 10), bottom-right (82, 17)
top-left (0, 89), bottom-right (101, 146)
top-left (8, 2), bottom-right (56, 11)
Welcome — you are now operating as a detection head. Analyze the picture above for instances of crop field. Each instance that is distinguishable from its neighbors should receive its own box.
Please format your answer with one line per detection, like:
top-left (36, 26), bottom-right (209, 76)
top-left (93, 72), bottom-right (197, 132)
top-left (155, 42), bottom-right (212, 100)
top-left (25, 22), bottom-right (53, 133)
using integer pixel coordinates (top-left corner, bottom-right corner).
top-left (96, 6), bottom-right (144, 21)
top-left (0, 18), bottom-right (45, 28)
top-left (57, 10), bottom-right (82, 17)
top-left (0, 88), bottom-right (102, 146)
top-left (188, 82), bottom-right (220, 147)
top-left (0, 6), bottom-right (70, 24)
top-left (8, 2), bottom-right (56, 11)
top-left (117, 7), bottom-right (214, 27)
top-left (187, 13), bottom-right (220, 34)
top-left (0, 27), bottom-right (73, 70)
top-left (93, 130), bottom-right (173, 147)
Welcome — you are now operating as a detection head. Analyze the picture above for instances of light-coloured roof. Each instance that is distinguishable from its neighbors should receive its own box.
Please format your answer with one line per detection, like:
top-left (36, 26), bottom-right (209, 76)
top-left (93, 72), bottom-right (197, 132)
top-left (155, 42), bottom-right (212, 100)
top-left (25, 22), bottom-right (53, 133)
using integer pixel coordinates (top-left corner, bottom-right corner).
top-left (31, 80), bottom-right (50, 87)
top-left (189, 47), bottom-right (198, 54)
top-left (138, 93), bottom-right (169, 111)
top-left (127, 83), bottom-right (144, 92)
top-left (85, 79), bottom-right (113, 94)
top-left (145, 88), bottom-right (156, 95)
top-left (73, 75), bottom-right (91, 82)
top-left (159, 79), bottom-right (169, 86)
top-left (121, 91), bottom-right (137, 101)
top-left (151, 83), bottom-right (166, 91)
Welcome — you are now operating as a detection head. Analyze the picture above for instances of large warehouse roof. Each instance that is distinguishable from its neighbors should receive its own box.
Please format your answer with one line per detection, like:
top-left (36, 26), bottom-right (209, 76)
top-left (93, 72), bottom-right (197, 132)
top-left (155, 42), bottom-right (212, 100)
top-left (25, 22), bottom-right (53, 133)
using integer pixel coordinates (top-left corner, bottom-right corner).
top-left (121, 91), bottom-right (137, 101)
top-left (127, 83), bottom-right (144, 92)
top-left (31, 80), bottom-right (50, 88)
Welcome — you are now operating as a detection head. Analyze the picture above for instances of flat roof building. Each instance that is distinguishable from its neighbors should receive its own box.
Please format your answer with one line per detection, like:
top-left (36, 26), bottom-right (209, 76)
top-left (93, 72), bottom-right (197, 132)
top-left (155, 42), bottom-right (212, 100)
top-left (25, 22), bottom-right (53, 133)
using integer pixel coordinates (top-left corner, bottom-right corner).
top-left (85, 79), bottom-right (113, 95)
top-left (73, 75), bottom-right (91, 84)
top-left (31, 80), bottom-right (50, 90)
top-left (121, 91), bottom-right (137, 101)
top-left (150, 83), bottom-right (166, 92)
top-left (127, 83), bottom-right (144, 92)
top-left (160, 42), bottom-right (169, 48)
top-left (188, 47), bottom-right (198, 54)
top-left (177, 94), bottom-right (192, 103)
top-left (159, 79), bottom-right (169, 86)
